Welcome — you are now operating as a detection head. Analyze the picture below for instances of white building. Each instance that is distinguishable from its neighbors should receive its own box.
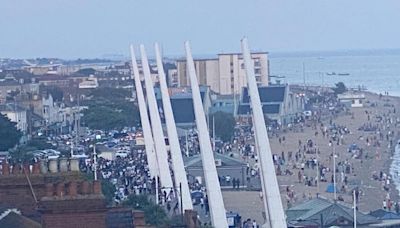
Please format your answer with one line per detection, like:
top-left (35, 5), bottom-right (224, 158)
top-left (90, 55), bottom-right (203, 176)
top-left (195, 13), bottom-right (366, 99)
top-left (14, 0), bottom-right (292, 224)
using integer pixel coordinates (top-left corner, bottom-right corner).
top-left (177, 52), bottom-right (269, 95)
top-left (338, 93), bottom-right (366, 108)
top-left (167, 68), bottom-right (179, 87)
top-left (0, 104), bottom-right (27, 133)
top-left (78, 76), bottom-right (99, 89)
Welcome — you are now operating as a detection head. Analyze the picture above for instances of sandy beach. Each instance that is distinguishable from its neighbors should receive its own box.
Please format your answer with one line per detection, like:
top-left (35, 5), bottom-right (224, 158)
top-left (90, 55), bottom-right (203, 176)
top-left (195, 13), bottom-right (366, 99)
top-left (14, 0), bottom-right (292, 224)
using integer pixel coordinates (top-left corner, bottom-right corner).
top-left (222, 91), bottom-right (400, 223)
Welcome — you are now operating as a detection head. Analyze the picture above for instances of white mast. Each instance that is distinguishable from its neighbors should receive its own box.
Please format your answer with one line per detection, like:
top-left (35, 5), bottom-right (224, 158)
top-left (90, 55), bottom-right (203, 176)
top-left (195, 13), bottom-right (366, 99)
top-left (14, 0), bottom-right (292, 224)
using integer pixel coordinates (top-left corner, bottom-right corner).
top-left (130, 45), bottom-right (159, 179)
top-left (241, 38), bottom-right (286, 228)
top-left (185, 41), bottom-right (228, 228)
top-left (140, 44), bottom-right (173, 189)
top-left (353, 190), bottom-right (357, 228)
top-left (154, 42), bottom-right (193, 211)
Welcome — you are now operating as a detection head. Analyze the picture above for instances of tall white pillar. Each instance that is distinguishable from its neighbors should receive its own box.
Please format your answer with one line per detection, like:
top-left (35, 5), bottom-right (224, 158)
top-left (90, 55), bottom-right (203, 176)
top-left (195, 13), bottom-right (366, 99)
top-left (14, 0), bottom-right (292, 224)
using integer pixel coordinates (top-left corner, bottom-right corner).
top-left (155, 43), bottom-right (193, 211)
top-left (185, 41), bottom-right (228, 228)
top-left (241, 38), bottom-right (286, 228)
top-left (130, 45), bottom-right (159, 178)
top-left (140, 45), bottom-right (173, 189)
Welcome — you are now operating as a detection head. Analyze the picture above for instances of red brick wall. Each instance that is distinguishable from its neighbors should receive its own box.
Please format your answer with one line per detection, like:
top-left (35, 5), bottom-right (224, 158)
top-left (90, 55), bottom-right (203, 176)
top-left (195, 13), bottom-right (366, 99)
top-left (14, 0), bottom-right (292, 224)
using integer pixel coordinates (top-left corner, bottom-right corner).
top-left (42, 212), bottom-right (106, 228)
top-left (0, 173), bottom-right (83, 217)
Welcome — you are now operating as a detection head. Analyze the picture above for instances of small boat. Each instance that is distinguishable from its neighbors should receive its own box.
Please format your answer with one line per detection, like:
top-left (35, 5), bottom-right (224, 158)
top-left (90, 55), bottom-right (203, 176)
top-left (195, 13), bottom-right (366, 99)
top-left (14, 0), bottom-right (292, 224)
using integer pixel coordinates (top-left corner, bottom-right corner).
top-left (326, 72), bottom-right (336, 76)
top-left (338, 73), bottom-right (350, 76)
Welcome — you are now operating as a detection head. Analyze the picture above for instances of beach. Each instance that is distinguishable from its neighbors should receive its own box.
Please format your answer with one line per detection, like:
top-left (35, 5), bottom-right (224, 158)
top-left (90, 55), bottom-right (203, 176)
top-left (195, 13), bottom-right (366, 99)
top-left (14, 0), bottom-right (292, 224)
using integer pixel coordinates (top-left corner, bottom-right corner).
top-left (222, 90), bottom-right (400, 223)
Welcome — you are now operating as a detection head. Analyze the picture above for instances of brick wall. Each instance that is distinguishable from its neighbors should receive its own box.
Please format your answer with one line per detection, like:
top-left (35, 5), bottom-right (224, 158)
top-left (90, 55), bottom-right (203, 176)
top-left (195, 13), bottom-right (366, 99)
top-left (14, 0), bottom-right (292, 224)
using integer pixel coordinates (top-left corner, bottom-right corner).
top-left (0, 172), bottom-right (83, 218)
top-left (42, 212), bottom-right (106, 228)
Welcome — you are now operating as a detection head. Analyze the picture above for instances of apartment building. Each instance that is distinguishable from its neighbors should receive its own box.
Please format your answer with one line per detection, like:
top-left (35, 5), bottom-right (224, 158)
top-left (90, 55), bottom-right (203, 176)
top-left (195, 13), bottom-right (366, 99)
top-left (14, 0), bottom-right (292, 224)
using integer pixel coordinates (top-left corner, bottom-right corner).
top-left (176, 52), bottom-right (269, 95)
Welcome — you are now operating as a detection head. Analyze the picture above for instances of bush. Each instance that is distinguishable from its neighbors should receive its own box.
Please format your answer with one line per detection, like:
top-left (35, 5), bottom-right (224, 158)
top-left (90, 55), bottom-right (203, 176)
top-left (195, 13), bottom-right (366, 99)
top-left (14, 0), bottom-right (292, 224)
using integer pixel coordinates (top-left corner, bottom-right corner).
top-left (123, 194), bottom-right (170, 226)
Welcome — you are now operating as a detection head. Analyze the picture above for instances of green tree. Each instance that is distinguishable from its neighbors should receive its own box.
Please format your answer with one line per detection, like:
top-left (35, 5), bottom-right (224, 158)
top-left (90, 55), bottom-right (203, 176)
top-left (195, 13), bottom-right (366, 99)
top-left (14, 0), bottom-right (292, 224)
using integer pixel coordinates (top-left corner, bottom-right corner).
top-left (76, 68), bottom-right (96, 76)
top-left (123, 194), bottom-right (170, 226)
top-left (0, 114), bottom-right (22, 151)
top-left (88, 87), bottom-right (131, 101)
top-left (333, 82), bottom-right (347, 95)
top-left (43, 86), bottom-right (64, 102)
top-left (101, 180), bottom-right (115, 205)
top-left (210, 111), bottom-right (235, 142)
top-left (9, 146), bottom-right (35, 163)
top-left (81, 88), bottom-right (140, 130)
top-left (25, 137), bottom-right (55, 150)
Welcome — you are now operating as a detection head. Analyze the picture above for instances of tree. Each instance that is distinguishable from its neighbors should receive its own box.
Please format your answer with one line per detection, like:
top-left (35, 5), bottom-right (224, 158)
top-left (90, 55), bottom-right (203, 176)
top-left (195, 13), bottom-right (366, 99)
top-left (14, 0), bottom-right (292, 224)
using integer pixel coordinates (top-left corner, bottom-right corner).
top-left (25, 137), bottom-right (55, 150)
top-left (0, 114), bottom-right (22, 151)
top-left (210, 111), bottom-right (235, 142)
top-left (9, 146), bottom-right (35, 163)
top-left (82, 104), bottom-right (139, 130)
top-left (123, 194), bottom-right (170, 226)
top-left (101, 180), bottom-right (115, 205)
top-left (76, 68), bottom-right (96, 76)
top-left (81, 88), bottom-right (140, 130)
top-left (333, 82), bottom-right (347, 95)
top-left (42, 86), bottom-right (64, 102)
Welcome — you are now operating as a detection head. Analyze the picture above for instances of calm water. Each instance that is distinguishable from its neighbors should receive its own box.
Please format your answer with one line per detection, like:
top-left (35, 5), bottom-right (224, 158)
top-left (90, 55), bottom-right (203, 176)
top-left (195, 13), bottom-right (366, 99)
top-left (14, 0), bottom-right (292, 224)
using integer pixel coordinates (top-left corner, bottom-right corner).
top-left (269, 51), bottom-right (400, 96)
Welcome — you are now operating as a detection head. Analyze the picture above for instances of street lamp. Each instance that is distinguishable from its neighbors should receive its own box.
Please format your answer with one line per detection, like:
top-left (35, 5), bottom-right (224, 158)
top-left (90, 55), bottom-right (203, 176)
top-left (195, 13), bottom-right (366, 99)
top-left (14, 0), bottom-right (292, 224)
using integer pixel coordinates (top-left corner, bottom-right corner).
top-left (93, 134), bottom-right (101, 181)
top-left (329, 141), bottom-right (337, 201)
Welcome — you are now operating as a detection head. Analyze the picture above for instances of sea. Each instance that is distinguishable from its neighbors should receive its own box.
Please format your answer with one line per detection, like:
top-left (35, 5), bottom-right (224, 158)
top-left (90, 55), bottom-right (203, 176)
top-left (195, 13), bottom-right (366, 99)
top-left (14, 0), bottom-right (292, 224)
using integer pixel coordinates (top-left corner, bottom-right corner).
top-left (269, 49), bottom-right (400, 195)
top-left (269, 50), bottom-right (400, 96)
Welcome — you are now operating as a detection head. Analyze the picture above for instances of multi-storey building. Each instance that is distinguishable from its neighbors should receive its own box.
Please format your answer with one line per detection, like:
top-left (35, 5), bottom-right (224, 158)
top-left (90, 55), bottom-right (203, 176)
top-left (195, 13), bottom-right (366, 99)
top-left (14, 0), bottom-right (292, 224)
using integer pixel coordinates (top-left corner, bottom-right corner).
top-left (176, 52), bottom-right (269, 95)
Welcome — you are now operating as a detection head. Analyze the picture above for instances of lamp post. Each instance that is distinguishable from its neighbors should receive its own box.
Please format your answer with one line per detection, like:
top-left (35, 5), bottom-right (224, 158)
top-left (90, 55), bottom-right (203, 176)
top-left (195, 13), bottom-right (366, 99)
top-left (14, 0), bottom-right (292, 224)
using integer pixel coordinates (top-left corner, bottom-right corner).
top-left (329, 141), bottom-right (337, 201)
top-left (93, 134), bottom-right (101, 181)
top-left (333, 146), bottom-right (337, 201)
top-left (353, 190), bottom-right (357, 228)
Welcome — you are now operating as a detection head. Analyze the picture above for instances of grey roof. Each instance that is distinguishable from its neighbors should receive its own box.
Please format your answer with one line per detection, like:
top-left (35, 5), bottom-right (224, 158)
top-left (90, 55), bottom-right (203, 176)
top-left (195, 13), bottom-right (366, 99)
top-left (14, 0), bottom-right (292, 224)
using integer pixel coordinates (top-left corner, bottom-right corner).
top-left (287, 197), bottom-right (379, 226)
top-left (241, 86), bottom-right (286, 104)
top-left (155, 86), bottom-right (209, 124)
top-left (0, 212), bottom-right (41, 228)
top-left (369, 209), bottom-right (400, 220)
top-left (237, 104), bottom-right (280, 115)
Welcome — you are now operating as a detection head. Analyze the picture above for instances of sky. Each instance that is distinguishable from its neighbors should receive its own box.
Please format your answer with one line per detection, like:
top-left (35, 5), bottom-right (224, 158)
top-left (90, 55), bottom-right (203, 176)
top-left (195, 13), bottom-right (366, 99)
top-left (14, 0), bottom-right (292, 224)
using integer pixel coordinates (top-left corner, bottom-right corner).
top-left (0, 0), bottom-right (399, 59)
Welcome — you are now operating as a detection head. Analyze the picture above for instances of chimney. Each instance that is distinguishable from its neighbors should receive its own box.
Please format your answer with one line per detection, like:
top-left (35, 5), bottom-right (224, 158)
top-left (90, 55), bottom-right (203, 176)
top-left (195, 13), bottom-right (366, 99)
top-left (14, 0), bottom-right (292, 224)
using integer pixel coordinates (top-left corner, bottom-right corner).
top-left (1, 162), bottom-right (10, 175)
top-left (68, 181), bottom-right (78, 197)
top-left (59, 158), bottom-right (68, 172)
top-left (69, 158), bottom-right (80, 171)
top-left (93, 180), bottom-right (102, 195)
top-left (45, 183), bottom-right (54, 197)
top-left (40, 160), bottom-right (48, 174)
top-left (11, 164), bottom-right (20, 175)
top-left (80, 181), bottom-right (91, 195)
top-left (23, 163), bottom-right (30, 174)
top-left (32, 162), bottom-right (40, 174)
top-left (55, 182), bottom-right (65, 197)
top-left (48, 159), bottom-right (58, 173)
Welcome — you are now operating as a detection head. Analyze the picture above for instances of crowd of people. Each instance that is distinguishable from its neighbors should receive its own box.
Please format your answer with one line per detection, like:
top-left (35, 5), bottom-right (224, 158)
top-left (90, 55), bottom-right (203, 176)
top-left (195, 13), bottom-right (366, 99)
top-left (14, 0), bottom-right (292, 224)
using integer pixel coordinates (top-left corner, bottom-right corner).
top-left (73, 90), bottom-right (400, 226)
